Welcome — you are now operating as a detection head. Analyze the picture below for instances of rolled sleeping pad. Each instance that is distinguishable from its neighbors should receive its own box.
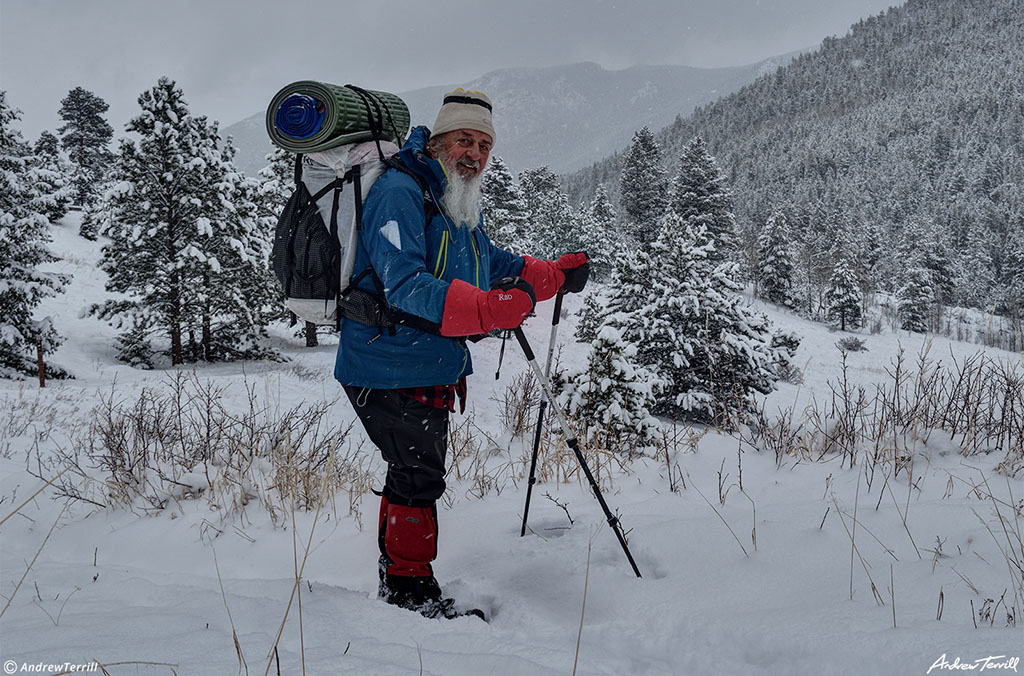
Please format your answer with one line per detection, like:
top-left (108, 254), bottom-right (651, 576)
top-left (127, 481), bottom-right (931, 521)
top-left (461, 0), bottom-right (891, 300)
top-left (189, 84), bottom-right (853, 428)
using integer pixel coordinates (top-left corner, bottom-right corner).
top-left (266, 80), bottom-right (411, 153)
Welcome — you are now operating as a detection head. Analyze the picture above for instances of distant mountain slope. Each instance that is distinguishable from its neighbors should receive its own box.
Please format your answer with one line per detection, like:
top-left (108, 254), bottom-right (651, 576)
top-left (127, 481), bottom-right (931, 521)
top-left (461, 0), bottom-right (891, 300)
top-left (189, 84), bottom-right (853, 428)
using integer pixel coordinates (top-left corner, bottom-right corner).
top-left (566, 0), bottom-right (1023, 308)
top-left (225, 58), bottom-right (790, 177)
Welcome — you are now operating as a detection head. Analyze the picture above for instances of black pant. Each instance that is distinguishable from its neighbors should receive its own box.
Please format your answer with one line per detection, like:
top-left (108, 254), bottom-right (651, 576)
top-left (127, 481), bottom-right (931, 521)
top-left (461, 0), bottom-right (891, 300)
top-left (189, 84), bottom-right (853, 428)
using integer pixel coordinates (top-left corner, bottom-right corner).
top-left (344, 386), bottom-right (449, 505)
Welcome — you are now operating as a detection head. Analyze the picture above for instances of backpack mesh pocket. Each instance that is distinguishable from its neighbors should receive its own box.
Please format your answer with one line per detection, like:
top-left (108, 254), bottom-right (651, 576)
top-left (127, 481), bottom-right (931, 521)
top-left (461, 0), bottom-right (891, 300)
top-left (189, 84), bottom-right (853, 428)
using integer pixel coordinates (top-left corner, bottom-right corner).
top-left (272, 182), bottom-right (340, 301)
top-left (337, 287), bottom-right (394, 328)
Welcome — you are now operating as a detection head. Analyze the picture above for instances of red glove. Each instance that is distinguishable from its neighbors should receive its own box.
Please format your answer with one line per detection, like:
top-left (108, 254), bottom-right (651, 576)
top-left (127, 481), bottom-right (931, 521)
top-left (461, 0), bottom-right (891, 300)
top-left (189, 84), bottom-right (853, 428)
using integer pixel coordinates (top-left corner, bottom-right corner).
top-left (440, 278), bottom-right (536, 337)
top-left (520, 252), bottom-right (591, 301)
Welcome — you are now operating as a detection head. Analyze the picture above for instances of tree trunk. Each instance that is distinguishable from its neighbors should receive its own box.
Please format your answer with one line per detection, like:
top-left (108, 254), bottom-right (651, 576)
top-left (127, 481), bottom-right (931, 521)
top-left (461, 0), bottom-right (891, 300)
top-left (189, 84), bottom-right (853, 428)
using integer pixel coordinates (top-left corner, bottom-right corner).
top-left (305, 321), bottom-right (318, 348)
top-left (203, 316), bottom-right (212, 361)
top-left (36, 339), bottom-right (45, 388)
top-left (170, 302), bottom-right (183, 365)
top-left (167, 201), bottom-right (183, 365)
top-left (202, 273), bottom-right (212, 361)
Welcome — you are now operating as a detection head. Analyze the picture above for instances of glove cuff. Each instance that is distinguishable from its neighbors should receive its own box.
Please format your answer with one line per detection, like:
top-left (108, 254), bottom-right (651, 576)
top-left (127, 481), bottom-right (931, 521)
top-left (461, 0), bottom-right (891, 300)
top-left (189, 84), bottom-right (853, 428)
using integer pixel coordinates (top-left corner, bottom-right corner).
top-left (520, 256), bottom-right (564, 302)
top-left (440, 279), bottom-right (487, 337)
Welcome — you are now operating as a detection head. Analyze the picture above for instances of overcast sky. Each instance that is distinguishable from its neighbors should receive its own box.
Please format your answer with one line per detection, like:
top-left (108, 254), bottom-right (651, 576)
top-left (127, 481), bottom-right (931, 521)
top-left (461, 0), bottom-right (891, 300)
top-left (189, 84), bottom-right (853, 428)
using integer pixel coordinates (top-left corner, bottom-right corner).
top-left (1, 0), bottom-right (896, 142)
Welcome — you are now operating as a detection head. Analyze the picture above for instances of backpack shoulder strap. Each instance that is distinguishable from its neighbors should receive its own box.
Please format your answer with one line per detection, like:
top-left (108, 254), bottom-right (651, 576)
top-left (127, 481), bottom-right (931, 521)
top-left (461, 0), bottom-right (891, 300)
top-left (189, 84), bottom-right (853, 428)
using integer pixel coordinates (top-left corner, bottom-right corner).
top-left (382, 156), bottom-right (438, 224)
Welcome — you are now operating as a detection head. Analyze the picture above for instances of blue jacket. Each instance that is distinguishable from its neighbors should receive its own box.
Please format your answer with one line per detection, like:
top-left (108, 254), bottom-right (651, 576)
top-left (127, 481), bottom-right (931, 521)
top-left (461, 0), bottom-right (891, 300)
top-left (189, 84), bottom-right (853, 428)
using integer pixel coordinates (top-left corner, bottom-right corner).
top-left (334, 126), bottom-right (524, 388)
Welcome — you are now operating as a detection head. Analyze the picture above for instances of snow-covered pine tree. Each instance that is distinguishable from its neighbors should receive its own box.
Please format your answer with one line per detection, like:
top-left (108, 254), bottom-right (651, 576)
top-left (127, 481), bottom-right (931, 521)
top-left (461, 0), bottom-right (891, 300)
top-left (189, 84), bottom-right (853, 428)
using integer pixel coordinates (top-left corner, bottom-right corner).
top-left (78, 199), bottom-right (107, 241)
top-left (637, 213), bottom-right (786, 426)
top-left (89, 77), bottom-right (274, 366)
top-left (0, 94), bottom-right (69, 379)
top-left (575, 243), bottom-right (656, 387)
top-left (58, 87), bottom-right (113, 207)
top-left (792, 204), bottom-right (836, 319)
top-left (482, 155), bottom-right (531, 254)
top-left (855, 220), bottom-right (887, 306)
top-left (897, 265), bottom-right (933, 333)
top-left (671, 136), bottom-right (738, 266)
top-left (756, 210), bottom-right (795, 307)
top-left (194, 136), bottom-right (276, 361)
top-left (919, 222), bottom-right (954, 307)
top-left (599, 244), bottom-right (659, 348)
top-left (30, 131), bottom-right (74, 223)
top-left (574, 291), bottom-right (606, 344)
top-left (897, 217), bottom-right (951, 327)
top-left (518, 165), bottom-right (580, 258)
top-left (952, 224), bottom-right (996, 310)
top-left (824, 257), bottom-right (863, 331)
top-left (580, 184), bottom-right (617, 280)
top-left (559, 325), bottom-right (662, 457)
top-left (1000, 227), bottom-right (1024, 323)
top-left (619, 126), bottom-right (668, 247)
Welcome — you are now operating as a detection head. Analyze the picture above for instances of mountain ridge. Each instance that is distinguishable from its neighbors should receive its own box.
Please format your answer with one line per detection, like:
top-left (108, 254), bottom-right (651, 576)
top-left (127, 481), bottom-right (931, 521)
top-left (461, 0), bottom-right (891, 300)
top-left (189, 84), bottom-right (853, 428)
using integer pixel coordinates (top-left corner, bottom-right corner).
top-left (226, 57), bottom-right (795, 177)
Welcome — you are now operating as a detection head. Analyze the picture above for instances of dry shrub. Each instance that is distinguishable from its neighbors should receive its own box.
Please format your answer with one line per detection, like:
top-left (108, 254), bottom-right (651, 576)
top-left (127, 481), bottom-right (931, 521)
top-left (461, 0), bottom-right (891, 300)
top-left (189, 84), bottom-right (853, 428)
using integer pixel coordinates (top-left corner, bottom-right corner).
top-left (59, 371), bottom-right (372, 528)
top-left (749, 347), bottom-right (1024, 476)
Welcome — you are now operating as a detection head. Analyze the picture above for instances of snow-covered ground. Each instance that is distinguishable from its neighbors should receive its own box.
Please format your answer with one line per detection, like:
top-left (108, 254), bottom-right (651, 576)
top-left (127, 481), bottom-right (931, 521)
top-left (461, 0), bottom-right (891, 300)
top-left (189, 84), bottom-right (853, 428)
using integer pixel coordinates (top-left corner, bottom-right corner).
top-left (1, 215), bottom-right (1021, 676)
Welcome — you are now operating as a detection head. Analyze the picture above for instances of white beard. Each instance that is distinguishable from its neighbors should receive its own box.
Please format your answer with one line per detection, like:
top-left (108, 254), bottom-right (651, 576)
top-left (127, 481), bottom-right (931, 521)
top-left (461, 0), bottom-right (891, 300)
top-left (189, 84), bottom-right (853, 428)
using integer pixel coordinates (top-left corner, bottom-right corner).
top-left (438, 153), bottom-right (484, 229)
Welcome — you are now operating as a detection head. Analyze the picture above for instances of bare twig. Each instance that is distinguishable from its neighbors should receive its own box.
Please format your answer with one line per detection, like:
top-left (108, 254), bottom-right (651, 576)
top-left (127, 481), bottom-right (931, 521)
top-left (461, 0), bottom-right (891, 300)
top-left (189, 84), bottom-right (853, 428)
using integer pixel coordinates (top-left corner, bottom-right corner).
top-left (572, 532), bottom-right (595, 676)
top-left (213, 547), bottom-right (249, 676)
top-left (0, 504), bottom-right (67, 618)
top-left (690, 476), bottom-right (748, 558)
top-left (0, 466), bottom-right (70, 528)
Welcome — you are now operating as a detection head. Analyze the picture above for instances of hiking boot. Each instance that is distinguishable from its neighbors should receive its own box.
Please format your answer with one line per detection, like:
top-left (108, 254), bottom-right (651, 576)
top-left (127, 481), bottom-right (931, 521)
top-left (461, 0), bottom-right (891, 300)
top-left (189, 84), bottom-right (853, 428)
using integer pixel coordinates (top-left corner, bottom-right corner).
top-left (377, 554), bottom-right (392, 598)
top-left (380, 573), bottom-right (485, 620)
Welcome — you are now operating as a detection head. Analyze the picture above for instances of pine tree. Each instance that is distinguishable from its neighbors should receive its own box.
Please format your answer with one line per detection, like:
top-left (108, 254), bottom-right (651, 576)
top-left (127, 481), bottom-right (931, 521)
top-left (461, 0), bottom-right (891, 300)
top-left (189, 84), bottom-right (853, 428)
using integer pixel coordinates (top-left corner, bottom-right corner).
top-left (580, 184), bottom-right (617, 280)
top-left (897, 265), bottom-right (932, 333)
top-left (600, 245), bottom-right (659, 348)
top-left (78, 203), bottom-right (106, 241)
top-left (824, 257), bottom-right (863, 331)
top-left (559, 325), bottom-right (662, 456)
top-left (633, 214), bottom-right (786, 426)
top-left (194, 137), bottom-right (277, 361)
top-left (952, 224), bottom-right (996, 310)
top-left (0, 94), bottom-right (69, 379)
top-left (89, 77), bottom-right (275, 366)
top-left (1000, 227), bottom-right (1024, 323)
top-left (481, 155), bottom-right (531, 253)
top-left (671, 137), bottom-right (738, 265)
top-left (574, 290), bottom-right (606, 344)
top-left (58, 87), bottom-right (114, 207)
top-left (518, 166), bottom-right (579, 258)
top-left (792, 204), bottom-right (835, 319)
top-left (619, 126), bottom-right (668, 247)
top-left (756, 210), bottom-right (795, 306)
top-left (30, 131), bottom-right (74, 223)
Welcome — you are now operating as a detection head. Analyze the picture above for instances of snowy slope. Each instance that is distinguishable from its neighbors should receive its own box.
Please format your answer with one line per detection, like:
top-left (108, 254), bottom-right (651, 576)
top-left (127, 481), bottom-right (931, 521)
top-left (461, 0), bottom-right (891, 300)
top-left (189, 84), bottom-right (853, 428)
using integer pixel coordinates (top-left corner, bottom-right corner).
top-left (0, 215), bottom-right (1021, 676)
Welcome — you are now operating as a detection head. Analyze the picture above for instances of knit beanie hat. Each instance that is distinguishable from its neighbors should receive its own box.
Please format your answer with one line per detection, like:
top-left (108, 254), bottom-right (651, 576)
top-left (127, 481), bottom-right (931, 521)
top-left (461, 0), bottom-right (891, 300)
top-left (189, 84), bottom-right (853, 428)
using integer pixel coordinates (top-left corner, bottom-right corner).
top-left (431, 88), bottom-right (496, 144)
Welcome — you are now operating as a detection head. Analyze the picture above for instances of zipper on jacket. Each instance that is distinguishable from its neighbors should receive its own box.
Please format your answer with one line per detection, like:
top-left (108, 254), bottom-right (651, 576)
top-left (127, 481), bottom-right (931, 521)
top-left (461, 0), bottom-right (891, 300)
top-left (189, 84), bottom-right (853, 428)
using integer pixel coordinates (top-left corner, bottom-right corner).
top-left (457, 340), bottom-right (470, 378)
top-left (470, 235), bottom-right (481, 288)
top-left (434, 231), bottom-right (449, 278)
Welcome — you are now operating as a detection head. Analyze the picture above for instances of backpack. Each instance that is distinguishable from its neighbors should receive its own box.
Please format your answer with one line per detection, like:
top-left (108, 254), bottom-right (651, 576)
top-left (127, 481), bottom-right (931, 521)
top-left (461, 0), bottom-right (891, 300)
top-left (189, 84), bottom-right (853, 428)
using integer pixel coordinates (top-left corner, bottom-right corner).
top-left (269, 86), bottom-right (441, 334)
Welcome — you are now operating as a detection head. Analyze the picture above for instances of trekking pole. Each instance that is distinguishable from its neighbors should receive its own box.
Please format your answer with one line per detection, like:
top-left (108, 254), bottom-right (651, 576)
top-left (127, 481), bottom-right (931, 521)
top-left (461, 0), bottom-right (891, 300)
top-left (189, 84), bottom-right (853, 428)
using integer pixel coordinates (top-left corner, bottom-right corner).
top-left (520, 291), bottom-right (564, 537)
top-left (512, 326), bottom-right (643, 578)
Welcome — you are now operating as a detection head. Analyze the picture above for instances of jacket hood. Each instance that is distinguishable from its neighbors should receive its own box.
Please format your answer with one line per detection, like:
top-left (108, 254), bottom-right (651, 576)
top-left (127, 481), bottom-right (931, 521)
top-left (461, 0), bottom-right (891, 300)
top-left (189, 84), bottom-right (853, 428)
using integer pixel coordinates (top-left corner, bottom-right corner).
top-left (396, 126), bottom-right (448, 196)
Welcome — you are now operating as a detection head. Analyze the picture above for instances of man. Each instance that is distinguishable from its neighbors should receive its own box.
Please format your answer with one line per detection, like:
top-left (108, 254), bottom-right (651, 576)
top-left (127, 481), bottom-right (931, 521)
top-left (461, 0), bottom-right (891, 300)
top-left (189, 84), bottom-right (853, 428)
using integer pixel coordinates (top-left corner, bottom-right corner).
top-left (335, 88), bottom-right (588, 619)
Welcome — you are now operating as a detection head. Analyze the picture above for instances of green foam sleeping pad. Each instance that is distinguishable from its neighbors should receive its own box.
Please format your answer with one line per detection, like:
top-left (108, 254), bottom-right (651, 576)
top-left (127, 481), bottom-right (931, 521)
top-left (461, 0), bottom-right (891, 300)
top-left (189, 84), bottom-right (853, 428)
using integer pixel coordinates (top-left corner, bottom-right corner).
top-left (266, 80), bottom-right (411, 153)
